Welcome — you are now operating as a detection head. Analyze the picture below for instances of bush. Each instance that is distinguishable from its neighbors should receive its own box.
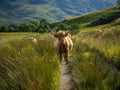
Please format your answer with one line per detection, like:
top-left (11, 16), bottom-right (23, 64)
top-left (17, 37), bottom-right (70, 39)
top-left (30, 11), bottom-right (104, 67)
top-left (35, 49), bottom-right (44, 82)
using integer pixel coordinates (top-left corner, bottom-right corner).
top-left (89, 12), bottom-right (120, 27)
top-left (69, 23), bottom-right (80, 30)
top-left (0, 19), bottom-right (50, 33)
top-left (53, 23), bottom-right (68, 31)
top-left (64, 23), bottom-right (80, 34)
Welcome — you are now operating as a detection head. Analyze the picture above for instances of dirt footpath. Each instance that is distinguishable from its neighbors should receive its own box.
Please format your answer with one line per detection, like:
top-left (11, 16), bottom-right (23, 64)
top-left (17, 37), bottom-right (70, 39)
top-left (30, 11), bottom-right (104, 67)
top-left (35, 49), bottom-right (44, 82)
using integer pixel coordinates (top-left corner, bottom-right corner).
top-left (59, 63), bottom-right (74, 90)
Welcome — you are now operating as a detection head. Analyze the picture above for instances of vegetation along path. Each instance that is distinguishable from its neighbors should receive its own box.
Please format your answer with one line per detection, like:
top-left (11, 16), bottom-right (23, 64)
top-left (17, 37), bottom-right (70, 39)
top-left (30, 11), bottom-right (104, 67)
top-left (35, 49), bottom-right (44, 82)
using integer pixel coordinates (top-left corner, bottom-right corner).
top-left (59, 62), bottom-right (74, 90)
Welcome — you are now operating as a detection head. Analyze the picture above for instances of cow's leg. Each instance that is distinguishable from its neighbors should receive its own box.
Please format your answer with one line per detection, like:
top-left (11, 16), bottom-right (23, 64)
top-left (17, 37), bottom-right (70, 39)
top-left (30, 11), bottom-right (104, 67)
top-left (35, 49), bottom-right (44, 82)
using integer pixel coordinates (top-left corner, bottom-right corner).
top-left (59, 53), bottom-right (63, 63)
top-left (64, 51), bottom-right (68, 64)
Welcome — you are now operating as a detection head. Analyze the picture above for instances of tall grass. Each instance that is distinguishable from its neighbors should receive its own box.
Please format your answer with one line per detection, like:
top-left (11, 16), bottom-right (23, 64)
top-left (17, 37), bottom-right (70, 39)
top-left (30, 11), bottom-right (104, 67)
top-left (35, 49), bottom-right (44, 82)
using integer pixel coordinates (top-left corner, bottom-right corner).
top-left (69, 25), bottom-right (120, 90)
top-left (79, 27), bottom-right (120, 69)
top-left (70, 39), bottom-right (120, 90)
top-left (0, 32), bottom-right (40, 45)
top-left (0, 34), bottom-right (60, 90)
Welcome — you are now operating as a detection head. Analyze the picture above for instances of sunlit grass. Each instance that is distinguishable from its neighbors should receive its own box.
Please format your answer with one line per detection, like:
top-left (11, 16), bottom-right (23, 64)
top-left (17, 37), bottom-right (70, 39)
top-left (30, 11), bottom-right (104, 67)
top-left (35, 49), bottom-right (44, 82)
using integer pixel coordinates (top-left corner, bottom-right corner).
top-left (70, 38), bottom-right (120, 90)
top-left (69, 22), bottom-right (120, 90)
top-left (0, 17), bottom-right (120, 90)
top-left (0, 34), bottom-right (60, 90)
top-left (78, 27), bottom-right (120, 68)
top-left (0, 32), bottom-right (40, 45)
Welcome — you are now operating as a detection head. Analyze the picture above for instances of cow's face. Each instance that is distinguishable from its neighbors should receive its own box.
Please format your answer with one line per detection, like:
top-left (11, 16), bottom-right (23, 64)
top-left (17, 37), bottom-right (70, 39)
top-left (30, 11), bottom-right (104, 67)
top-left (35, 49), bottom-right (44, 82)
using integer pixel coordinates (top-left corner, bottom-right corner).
top-left (51, 31), bottom-right (70, 39)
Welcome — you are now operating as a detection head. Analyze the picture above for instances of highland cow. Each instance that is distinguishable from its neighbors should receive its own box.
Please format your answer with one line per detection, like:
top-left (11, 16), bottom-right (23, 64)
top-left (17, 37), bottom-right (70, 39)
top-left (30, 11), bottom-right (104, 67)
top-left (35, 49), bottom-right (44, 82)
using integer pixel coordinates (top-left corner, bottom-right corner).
top-left (51, 31), bottom-right (73, 64)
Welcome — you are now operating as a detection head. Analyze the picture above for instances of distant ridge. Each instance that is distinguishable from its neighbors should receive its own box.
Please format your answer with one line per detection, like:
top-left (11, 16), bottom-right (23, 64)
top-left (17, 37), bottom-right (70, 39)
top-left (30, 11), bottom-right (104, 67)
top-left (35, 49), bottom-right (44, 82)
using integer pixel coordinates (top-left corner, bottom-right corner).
top-left (51, 6), bottom-right (120, 28)
top-left (0, 0), bottom-right (117, 25)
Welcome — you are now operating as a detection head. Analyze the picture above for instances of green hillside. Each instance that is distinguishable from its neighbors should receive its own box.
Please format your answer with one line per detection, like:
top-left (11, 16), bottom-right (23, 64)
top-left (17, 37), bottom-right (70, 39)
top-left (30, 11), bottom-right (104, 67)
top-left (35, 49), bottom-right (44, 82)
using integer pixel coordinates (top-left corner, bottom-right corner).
top-left (51, 6), bottom-right (120, 28)
top-left (0, 5), bottom-right (70, 25)
top-left (68, 10), bottom-right (120, 90)
top-left (70, 19), bottom-right (120, 90)
top-left (0, 0), bottom-right (116, 25)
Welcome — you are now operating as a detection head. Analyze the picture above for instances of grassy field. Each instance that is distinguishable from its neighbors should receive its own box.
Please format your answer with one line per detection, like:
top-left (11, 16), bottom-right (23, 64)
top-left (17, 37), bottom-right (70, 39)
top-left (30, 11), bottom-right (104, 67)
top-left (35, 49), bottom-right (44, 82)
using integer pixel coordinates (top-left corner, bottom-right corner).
top-left (0, 32), bottom-right (40, 45)
top-left (0, 33), bottom-right (60, 90)
top-left (69, 18), bottom-right (120, 90)
top-left (0, 24), bottom-right (120, 90)
top-left (0, 6), bottom-right (120, 90)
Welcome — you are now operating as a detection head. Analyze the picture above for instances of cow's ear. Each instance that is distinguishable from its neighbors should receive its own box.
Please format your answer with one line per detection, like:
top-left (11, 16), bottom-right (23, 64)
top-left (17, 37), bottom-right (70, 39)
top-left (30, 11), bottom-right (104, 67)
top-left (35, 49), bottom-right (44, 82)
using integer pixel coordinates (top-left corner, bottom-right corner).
top-left (64, 32), bottom-right (69, 37)
top-left (53, 34), bottom-right (59, 38)
top-left (51, 32), bottom-right (59, 38)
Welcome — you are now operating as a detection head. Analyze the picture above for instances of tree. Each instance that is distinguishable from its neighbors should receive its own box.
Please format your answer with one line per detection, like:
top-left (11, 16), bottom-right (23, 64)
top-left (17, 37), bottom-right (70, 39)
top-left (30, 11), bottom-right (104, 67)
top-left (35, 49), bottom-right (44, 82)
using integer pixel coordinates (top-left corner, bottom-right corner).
top-left (57, 23), bottom-right (68, 30)
top-left (35, 19), bottom-right (50, 33)
top-left (69, 23), bottom-right (80, 30)
top-left (29, 20), bottom-right (40, 32)
top-left (0, 26), bottom-right (8, 32)
top-left (68, 23), bottom-right (80, 34)
top-left (0, 19), bottom-right (50, 33)
top-left (31, 20), bottom-right (40, 26)
top-left (117, 0), bottom-right (120, 5)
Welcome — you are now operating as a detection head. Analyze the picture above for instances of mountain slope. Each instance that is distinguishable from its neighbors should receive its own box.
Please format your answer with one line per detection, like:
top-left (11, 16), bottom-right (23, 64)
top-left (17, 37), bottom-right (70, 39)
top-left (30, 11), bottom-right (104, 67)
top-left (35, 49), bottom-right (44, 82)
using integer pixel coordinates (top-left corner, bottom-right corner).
top-left (51, 6), bottom-right (120, 28)
top-left (0, 0), bottom-right (117, 25)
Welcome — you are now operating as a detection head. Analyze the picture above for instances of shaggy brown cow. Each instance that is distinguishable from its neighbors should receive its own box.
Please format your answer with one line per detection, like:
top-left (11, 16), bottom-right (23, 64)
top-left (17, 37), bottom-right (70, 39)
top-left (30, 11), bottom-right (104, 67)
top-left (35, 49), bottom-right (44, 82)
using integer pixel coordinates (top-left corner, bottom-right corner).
top-left (51, 31), bottom-right (73, 64)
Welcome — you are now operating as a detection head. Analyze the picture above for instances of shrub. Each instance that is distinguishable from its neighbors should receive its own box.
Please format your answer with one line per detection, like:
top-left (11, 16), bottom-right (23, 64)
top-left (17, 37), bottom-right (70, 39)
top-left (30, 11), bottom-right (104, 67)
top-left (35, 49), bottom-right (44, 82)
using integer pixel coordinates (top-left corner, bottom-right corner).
top-left (89, 12), bottom-right (120, 27)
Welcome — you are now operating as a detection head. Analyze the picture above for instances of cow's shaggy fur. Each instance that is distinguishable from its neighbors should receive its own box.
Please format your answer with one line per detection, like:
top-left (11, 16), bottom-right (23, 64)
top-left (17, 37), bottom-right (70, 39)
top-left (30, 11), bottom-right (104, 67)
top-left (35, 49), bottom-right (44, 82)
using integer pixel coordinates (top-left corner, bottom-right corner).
top-left (51, 31), bottom-right (73, 64)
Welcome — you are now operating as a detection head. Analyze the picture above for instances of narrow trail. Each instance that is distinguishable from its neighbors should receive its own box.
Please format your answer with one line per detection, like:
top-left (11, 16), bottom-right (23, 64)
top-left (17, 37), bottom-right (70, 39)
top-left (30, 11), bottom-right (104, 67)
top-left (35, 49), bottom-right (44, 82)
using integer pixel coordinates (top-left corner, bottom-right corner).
top-left (59, 62), bottom-right (74, 90)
